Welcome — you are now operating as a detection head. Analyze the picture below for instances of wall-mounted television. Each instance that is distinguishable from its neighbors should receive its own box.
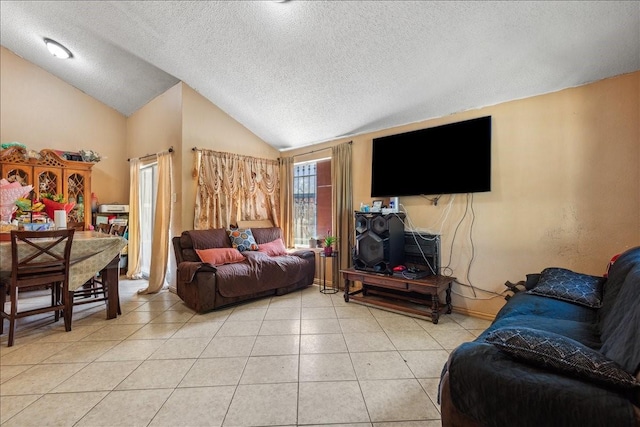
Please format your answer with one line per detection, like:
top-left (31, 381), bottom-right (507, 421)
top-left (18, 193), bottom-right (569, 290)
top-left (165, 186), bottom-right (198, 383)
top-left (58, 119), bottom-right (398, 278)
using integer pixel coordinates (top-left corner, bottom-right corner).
top-left (370, 116), bottom-right (492, 197)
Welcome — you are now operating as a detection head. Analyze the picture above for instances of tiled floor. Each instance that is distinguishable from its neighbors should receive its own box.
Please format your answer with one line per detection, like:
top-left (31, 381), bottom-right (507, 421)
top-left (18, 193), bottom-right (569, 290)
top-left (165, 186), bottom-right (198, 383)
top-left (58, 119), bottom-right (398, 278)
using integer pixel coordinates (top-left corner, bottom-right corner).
top-left (0, 279), bottom-right (491, 426)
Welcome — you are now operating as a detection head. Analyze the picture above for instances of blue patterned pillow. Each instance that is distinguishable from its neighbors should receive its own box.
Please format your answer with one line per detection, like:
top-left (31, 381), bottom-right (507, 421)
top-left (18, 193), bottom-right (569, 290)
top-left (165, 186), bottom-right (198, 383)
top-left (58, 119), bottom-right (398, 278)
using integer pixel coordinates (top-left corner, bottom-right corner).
top-left (527, 267), bottom-right (604, 308)
top-left (486, 327), bottom-right (639, 390)
top-left (227, 228), bottom-right (258, 252)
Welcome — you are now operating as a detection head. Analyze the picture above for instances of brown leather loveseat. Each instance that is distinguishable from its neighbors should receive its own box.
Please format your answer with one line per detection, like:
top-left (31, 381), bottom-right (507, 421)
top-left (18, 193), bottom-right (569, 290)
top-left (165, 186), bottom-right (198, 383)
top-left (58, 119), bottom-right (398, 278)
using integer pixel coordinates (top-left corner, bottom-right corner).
top-left (172, 226), bottom-right (315, 312)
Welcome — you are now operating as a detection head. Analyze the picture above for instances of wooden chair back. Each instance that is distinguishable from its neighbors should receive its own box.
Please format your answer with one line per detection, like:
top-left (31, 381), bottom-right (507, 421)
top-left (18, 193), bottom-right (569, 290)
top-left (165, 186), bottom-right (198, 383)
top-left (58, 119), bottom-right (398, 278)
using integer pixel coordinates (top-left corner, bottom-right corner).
top-left (0, 228), bottom-right (75, 346)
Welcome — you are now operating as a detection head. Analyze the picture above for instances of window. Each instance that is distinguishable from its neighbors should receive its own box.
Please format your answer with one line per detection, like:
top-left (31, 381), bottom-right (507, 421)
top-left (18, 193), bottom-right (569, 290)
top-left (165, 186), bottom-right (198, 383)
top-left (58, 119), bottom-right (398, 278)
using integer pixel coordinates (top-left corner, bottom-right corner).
top-left (293, 158), bottom-right (332, 247)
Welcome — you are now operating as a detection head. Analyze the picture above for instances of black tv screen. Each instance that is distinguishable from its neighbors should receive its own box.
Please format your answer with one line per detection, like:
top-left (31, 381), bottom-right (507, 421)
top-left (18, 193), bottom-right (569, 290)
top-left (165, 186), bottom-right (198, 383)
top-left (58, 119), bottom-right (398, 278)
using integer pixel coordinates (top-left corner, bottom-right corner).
top-left (370, 116), bottom-right (491, 197)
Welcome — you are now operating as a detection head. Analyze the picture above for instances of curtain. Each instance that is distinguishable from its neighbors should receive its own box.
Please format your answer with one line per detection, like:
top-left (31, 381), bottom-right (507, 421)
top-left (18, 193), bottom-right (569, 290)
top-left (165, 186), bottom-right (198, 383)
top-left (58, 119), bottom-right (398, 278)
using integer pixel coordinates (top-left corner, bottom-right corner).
top-left (279, 156), bottom-right (294, 247)
top-left (126, 158), bottom-right (142, 280)
top-left (194, 150), bottom-right (279, 229)
top-left (332, 142), bottom-right (353, 281)
top-left (138, 150), bottom-right (173, 294)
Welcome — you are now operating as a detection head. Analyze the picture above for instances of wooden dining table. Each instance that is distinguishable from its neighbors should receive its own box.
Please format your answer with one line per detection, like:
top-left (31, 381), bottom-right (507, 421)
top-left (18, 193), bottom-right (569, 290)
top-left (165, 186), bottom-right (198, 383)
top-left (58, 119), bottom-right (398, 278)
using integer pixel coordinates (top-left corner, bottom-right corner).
top-left (0, 230), bottom-right (128, 319)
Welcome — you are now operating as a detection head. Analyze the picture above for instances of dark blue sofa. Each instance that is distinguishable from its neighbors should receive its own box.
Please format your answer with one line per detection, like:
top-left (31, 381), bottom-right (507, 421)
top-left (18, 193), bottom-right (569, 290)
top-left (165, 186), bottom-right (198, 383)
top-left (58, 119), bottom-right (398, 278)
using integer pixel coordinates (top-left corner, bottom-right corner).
top-left (439, 246), bottom-right (640, 427)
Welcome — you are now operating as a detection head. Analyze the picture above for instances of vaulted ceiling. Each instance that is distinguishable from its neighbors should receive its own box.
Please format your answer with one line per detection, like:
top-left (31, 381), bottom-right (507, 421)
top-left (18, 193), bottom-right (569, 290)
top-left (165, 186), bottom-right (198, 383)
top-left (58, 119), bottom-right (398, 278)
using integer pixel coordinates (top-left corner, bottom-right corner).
top-left (1, 1), bottom-right (638, 151)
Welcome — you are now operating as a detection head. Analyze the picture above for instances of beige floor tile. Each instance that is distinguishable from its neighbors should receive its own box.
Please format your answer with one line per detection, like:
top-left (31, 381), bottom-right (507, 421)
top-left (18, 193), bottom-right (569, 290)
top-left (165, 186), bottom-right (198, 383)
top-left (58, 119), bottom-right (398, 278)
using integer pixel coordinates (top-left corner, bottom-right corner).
top-left (268, 295), bottom-right (302, 308)
top-left (149, 386), bottom-right (235, 427)
top-left (110, 310), bottom-right (162, 324)
top-left (336, 305), bottom-right (375, 318)
top-left (299, 353), bottom-right (357, 381)
top-left (0, 364), bottom-right (30, 384)
top-left (351, 351), bottom-right (414, 380)
top-left (0, 279), bottom-right (491, 426)
top-left (258, 319), bottom-right (301, 335)
top-left (427, 329), bottom-right (477, 350)
top-left (399, 350), bottom-right (451, 378)
top-left (52, 360), bottom-right (141, 392)
top-left (376, 315), bottom-right (425, 331)
top-left (43, 340), bottom-right (120, 363)
top-left (226, 307), bottom-right (267, 321)
top-left (340, 318), bottom-right (384, 333)
top-left (186, 308), bottom-right (232, 322)
top-left (179, 357), bottom-right (247, 387)
top-left (127, 322), bottom-right (183, 340)
top-left (239, 355), bottom-right (298, 384)
top-left (148, 337), bottom-right (211, 359)
top-left (150, 310), bottom-right (196, 324)
top-left (301, 306), bottom-right (338, 319)
top-left (135, 299), bottom-right (181, 312)
top-left (343, 332), bottom-right (395, 352)
top-left (200, 335), bottom-right (256, 358)
top-left (0, 363), bottom-right (85, 395)
top-left (360, 379), bottom-right (440, 422)
top-left (300, 333), bottom-right (348, 354)
top-left (224, 383), bottom-right (298, 426)
top-left (171, 320), bottom-right (224, 338)
top-left (80, 323), bottom-right (144, 341)
top-left (251, 334), bottom-right (300, 356)
top-left (216, 320), bottom-right (262, 336)
top-left (298, 381), bottom-right (370, 424)
top-left (76, 389), bottom-right (173, 426)
top-left (35, 324), bottom-right (105, 343)
top-left (96, 339), bottom-right (165, 361)
top-left (0, 341), bottom-right (72, 365)
top-left (301, 318), bottom-right (342, 334)
top-left (116, 358), bottom-right (195, 390)
top-left (264, 306), bottom-right (301, 320)
top-left (1, 391), bottom-right (108, 427)
top-left (418, 378), bottom-right (443, 411)
top-left (385, 330), bottom-right (443, 351)
top-left (0, 394), bottom-right (40, 424)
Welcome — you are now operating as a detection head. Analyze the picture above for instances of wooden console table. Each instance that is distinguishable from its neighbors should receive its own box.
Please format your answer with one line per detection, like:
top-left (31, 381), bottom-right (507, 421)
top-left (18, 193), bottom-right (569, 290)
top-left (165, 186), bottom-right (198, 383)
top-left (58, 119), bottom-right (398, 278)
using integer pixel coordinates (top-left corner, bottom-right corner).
top-left (341, 268), bottom-right (454, 324)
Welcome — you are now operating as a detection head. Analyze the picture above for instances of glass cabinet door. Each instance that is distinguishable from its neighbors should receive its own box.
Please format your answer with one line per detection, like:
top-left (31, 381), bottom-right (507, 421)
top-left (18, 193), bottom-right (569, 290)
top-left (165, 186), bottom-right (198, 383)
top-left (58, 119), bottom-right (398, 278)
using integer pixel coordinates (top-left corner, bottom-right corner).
top-left (65, 171), bottom-right (87, 223)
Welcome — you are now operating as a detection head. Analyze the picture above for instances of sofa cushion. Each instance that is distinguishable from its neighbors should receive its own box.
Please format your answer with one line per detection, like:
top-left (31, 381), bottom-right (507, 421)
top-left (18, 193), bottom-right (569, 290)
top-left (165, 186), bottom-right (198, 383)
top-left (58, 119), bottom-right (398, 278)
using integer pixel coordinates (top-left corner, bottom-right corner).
top-left (196, 248), bottom-right (245, 266)
top-left (258, 238), bottom-right (287, 257)
top-left (486, 327), bottom-right (640, 390)
top-left (227, 228), bottom-right (259, 252)
top-left (251, 227), bottom-right (283, 245)
top-left (527, 267), bottom-right (604, 308)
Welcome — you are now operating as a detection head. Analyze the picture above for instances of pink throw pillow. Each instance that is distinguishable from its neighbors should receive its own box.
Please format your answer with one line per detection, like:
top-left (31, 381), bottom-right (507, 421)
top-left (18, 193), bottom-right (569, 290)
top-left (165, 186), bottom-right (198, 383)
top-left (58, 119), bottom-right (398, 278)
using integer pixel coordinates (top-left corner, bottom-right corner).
top-left (258, 238), bottom-right (288, 257)
top-left (196, 248), bottom-right (245, 266)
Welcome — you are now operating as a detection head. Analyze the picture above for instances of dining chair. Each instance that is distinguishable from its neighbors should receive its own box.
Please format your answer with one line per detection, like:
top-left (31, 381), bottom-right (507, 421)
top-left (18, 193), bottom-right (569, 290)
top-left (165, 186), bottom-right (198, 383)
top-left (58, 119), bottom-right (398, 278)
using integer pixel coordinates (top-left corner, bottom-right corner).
top-left (97, 223), bottom-right (112, 234)
top-left (0, 228), bottom-right (75, 347)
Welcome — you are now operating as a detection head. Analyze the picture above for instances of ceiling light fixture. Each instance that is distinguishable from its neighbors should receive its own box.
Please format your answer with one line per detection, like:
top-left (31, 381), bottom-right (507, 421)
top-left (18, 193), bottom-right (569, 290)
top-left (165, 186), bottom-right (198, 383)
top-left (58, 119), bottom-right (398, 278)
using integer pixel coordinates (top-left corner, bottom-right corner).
top-left (44, 38), bottom-right (73, 59)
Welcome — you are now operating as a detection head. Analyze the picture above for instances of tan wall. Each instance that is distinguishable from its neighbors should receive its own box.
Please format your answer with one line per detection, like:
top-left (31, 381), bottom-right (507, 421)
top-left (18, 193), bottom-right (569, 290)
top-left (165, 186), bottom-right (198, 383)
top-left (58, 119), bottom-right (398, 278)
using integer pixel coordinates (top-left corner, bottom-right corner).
top-left (285, 71), bottom-right (640, 318)
top-left (3, 43), bottom-right (637, 318)
top-left (0, 46), bottom-right (128, 204)
top-left (180, 84), bottom-right (279, 230)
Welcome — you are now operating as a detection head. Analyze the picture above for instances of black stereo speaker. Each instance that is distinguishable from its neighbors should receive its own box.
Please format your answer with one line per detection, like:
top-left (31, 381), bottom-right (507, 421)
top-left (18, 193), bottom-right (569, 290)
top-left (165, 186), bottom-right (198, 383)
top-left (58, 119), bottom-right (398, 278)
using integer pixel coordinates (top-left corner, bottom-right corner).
top-left (353, 212), bottom-right (405, 274)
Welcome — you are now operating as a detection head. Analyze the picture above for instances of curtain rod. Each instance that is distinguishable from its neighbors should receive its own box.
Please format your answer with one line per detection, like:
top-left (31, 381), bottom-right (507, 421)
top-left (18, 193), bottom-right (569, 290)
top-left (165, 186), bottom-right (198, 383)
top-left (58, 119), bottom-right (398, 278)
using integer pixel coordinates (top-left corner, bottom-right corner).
top-left (291, 140), bottom-right (352, 158)
top-left (128, 146), bottom-right (173, 162)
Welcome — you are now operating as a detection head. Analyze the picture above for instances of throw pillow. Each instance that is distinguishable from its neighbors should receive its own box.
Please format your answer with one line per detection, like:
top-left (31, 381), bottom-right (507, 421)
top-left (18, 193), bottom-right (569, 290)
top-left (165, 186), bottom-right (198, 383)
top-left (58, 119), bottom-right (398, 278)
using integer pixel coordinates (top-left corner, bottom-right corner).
top-left (196, 248), bottom-right (245, 266)
top-left (227, 228), bottom-right (259, 252)
top-left (258, 238), bottom-right (288, 257)
top-left (486, 327), bottom-right (640, 390)
top-left (527, 267), bottom-right (604, 308)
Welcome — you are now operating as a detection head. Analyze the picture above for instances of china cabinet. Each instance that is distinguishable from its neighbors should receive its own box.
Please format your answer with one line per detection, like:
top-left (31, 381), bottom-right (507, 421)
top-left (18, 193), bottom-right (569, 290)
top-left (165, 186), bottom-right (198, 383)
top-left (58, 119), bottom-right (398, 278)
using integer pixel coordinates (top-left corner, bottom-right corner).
top-left (1, 147), bottom-right (94, 227)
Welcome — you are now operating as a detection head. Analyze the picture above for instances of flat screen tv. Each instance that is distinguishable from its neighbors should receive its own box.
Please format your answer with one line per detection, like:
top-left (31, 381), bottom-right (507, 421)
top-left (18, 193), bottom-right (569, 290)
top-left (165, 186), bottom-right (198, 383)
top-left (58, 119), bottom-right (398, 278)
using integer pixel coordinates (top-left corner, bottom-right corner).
top-left (370, 116), bottom-right (491, 197)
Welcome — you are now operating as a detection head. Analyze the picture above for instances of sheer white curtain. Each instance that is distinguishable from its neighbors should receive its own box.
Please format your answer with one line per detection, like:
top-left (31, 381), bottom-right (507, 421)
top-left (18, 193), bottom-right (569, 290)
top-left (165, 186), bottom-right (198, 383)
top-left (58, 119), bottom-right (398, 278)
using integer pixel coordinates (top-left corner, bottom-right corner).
top-left (138, 150), bottom-right (173, 294)
top-left (126, 158), bottom-right (142, 280)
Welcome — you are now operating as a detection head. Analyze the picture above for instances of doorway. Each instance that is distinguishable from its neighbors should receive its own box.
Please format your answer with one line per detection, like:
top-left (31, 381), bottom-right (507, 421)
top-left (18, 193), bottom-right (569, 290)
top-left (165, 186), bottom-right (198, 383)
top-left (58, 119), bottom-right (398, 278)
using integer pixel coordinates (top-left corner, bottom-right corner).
top-left (139, 162), bottom-right (157, 278)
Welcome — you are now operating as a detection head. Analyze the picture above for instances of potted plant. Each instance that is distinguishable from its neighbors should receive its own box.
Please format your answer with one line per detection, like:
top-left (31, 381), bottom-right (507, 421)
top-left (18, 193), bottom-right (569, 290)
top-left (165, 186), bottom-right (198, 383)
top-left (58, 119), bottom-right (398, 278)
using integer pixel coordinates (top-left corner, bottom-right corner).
top-left (323, 234), bottom-right (337, 256)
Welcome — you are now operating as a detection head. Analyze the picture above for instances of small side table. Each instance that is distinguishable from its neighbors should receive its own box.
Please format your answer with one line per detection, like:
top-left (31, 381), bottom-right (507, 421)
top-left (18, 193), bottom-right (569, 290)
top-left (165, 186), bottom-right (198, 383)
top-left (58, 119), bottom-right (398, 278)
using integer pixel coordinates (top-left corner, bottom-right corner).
top-left (319, 251), bottom-right (339, 294)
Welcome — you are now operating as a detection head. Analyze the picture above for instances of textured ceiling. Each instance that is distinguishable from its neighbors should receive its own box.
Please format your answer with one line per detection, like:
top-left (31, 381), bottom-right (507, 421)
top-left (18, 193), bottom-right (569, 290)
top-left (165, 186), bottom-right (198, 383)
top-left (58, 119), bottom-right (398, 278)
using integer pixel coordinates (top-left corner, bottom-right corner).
top-left (1, 1), bottom-right (639, 151)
